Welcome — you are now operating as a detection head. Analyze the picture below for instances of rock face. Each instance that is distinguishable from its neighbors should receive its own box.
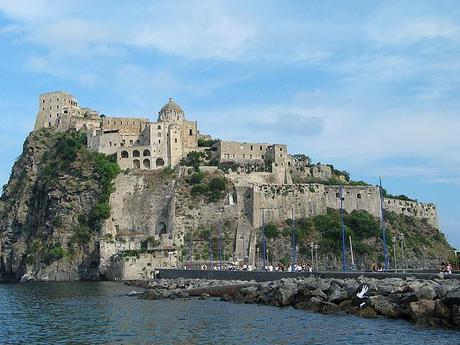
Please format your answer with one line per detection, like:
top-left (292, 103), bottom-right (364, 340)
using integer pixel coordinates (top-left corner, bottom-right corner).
top-left (131, 276), bottom-right (460, 328)
top-left (0, 129), bottom-right (118, 282)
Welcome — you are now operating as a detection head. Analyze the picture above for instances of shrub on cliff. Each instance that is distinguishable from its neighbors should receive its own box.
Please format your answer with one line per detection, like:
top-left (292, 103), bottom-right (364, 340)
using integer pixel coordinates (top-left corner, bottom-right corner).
top-left (265, 223), bottom-right (280, 239)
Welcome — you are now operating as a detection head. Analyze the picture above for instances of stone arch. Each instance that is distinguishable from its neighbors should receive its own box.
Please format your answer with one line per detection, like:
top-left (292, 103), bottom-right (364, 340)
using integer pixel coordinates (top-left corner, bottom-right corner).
top-left (156, 222), bottom-right (167, 235)
top-left (133, 159), bottom-right (140, 169)
top-left (143, 159), bottom-right (151, 169)
top-left (133, 150), bottom-right (140, 158)
top-left (121, 150), bottom-right (129, 158)
top-left (143, 149), bottom-right (150, 157)
top-left (156, 158), bottom-right (165, 167)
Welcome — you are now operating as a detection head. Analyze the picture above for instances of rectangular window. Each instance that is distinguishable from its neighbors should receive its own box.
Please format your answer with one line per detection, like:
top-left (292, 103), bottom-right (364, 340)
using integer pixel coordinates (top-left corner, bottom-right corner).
top-left (260, 146), bottom-right (262, 150)
top-left (250, 145), bottom-right (253, 150)
top-left (189, 129), bottom-right (193, 136)
top-left (130, 140), bottom-right (133, 144)
top-left (174, 138), bottom-right (177, 143)
top-left (56, 105), bottom-right (59, 109)
top-left (158, 140), bottom-right (161, 144)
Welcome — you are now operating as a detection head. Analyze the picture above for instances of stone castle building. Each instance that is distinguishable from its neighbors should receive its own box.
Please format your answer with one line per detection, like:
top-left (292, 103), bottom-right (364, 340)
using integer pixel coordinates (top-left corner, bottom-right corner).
top-left (32, 91), bottom-right (440, 279)
top-left (34, 91), bottom-right (295, 180)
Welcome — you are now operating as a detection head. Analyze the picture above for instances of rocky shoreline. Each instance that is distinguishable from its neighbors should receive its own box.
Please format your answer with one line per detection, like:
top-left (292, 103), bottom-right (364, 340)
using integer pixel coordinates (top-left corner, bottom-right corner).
top-left (126, 275), bottom-right (460, 329)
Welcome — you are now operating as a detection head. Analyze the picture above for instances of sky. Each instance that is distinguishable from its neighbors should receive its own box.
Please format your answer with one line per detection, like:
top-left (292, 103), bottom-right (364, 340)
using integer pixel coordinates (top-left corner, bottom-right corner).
top-left (0, 1), bottom-right (459, 249)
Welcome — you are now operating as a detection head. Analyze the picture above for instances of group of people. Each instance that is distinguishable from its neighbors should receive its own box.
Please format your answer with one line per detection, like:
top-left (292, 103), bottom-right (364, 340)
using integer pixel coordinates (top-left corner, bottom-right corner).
top-left (440, 262), bottom-right (453, 274)
top-left (371, 263), bottom-right (384, 272)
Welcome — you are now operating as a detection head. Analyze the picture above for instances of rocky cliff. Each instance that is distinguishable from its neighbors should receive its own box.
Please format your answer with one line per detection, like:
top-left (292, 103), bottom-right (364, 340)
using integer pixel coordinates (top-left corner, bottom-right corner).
top-left (0, 129), bottom-right (119, 282)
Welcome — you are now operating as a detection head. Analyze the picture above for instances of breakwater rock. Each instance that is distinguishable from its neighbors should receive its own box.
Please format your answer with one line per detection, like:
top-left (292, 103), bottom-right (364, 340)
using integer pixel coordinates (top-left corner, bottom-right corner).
top-left (128, 276), bottom-right (460, 328)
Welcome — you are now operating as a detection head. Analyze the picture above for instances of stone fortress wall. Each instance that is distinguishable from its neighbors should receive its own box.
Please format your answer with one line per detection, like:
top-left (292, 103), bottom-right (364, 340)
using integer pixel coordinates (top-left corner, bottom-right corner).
top-left (32, 91), bottom-right (442, 278)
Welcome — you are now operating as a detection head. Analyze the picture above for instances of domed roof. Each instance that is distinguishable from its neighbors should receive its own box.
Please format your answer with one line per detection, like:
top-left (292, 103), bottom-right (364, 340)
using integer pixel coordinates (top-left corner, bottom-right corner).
top-left (159, 97), bottom-right (184, 115)
top-left (157, 97), bottom-right (186, 123)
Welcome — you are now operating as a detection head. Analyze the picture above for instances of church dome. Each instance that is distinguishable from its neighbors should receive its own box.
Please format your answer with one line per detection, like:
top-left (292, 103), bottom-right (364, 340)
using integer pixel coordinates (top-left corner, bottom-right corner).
top-left (158, 97), bottom-right (185, 122)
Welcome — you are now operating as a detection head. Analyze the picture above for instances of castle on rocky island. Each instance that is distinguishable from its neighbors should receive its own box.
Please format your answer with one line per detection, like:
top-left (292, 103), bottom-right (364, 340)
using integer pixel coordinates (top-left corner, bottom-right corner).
top-left (32, 91), bottom-right (441, 279)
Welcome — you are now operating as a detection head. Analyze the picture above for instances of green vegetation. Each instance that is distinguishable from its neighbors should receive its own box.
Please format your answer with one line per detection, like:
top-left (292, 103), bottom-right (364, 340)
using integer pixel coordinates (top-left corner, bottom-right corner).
top-left (283, 208), bottom-right (381, 256)
top-left (190, 175), bottom-right (228, 202)
top-left (198, 137), bottom-right (218, 147)
top-left (382, 188), bottom-right (416, 202)
top-left (160, 166), bottom-right (175, 177)
top-left (327, 164), bottom-right (350, 182)
top-left (180, 151), bottom-right (206, 171)
top-left (264, 223), bottom-right (280, 239)
top-left (187, 171), bottom-right (204, 185)
top-left (44, 244), bottom-right (67, 264)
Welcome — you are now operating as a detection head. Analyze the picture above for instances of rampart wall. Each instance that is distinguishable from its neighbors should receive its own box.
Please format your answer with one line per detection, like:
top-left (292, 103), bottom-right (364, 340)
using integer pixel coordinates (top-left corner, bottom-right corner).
top-left (249, 184), bottom-right (438, 229)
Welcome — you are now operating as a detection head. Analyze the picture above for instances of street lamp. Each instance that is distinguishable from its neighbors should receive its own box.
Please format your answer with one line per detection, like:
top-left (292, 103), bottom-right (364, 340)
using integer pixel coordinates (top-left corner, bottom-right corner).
top-left (392, 236), bottom-right (397, 273)
top-left (310, 242), bottom-right (314, 270)
top-left (314, 244), bottom-right (319, 271)
top-left (399, 233), bottom-right (405, 273)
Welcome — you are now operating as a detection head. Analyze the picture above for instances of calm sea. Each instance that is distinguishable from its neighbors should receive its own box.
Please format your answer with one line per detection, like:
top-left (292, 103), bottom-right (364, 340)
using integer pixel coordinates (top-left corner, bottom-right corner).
top-left (0, 282), bottom-right (458, 344)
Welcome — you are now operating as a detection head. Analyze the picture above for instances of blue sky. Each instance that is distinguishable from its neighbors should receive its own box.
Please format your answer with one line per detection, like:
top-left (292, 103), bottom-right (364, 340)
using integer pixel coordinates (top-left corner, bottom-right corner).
top-left (0, 1), bottom-right (459, 249)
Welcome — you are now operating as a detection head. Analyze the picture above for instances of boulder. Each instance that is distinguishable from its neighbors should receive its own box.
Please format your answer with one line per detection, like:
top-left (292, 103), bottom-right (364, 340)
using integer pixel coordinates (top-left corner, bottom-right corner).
top-left (416, 283), bottom-right (436, 300)
top-left (274, 286), bottom-right (297, 307)
top-left (328, 288), bottom-right (348, 303)
top-left (370, 295), bottom-right (399, 318)
top-left (176, 290), bottom-right (190, 299)
top-left (357, 307), bottom-right (377, 318)
top-left (409, 299), bottom-right (435, 322)
top-left (451, 305), bottom-right (460, 326)
top-left (199, 293), bottom-right (210, 300)
top-left (434, 299), bottom-right (451, 320)
top-left (442, 287), bottom-right (460, 307)
top-left (293, 286), bottom-right (312, 305)
top-left (311, 289), bottom-right (327, 300)
top-left (141, 290), bottom-right (161, 300)
top-left (220, 293), bottom-right (233, 302)
top-left (294, 297), bottom-right (323, 313)
top-left (337, 299), bottom-right (357, 314)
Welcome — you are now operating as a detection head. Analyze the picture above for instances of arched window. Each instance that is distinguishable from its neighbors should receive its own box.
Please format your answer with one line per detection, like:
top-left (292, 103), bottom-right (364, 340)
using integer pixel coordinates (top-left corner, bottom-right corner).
top-left (156, 158), bottom-right (165, 167)
top-left (121, 151), bottom-right (129, 158)
top-left (143, 159), bottom-right (151, 169)
top-left (157, 125), bottom-right (161, 129)
top-left (133, 159), bottom-right (140, 169)
top-left (133, 150), bottom-right (140, 158)
top-left (157, 132), bottom-right (161, 137)
top-left (143, 149), bottom-right (150, 157)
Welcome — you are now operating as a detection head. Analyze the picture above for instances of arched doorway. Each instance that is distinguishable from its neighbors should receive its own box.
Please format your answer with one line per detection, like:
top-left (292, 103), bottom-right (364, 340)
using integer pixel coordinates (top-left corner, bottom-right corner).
top-left (156, 222), bottom-right (167, 235)
top-left (143, 159), bottom-right (151, 169)
top-left (121, 151), bottom-right (129, 158)
top-left (133, 159), bottom-right (140, 169)
top-left (156, 158), bottom-right (165, 167)
top-left (133, 150), bottom-right (140, 158)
